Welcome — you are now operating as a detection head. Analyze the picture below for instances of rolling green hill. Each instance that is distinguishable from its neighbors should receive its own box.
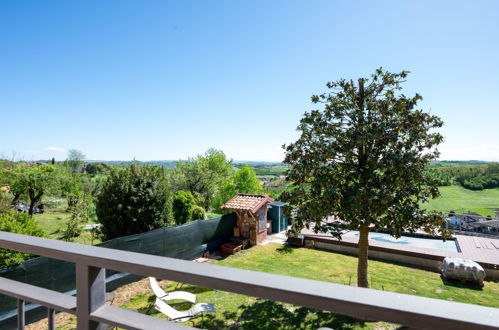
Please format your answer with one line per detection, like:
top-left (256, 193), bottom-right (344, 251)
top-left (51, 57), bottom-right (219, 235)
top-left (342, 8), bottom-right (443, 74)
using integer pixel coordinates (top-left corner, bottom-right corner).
top-left (422, 185), bottom-right (499, 216)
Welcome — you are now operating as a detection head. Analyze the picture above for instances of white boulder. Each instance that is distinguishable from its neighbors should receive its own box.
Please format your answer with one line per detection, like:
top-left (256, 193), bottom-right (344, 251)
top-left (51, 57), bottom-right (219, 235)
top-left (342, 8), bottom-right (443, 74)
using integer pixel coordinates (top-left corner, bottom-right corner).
top-left (442, 257), bottom-right (485, 286)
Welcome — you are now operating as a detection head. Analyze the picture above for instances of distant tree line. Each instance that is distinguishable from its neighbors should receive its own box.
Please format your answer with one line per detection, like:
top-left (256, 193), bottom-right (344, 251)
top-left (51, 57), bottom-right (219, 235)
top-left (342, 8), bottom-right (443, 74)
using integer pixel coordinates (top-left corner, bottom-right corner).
top-left (0, 148), bottom-right (267, 265)
top-left (428, 163), bottom-right (499, 190)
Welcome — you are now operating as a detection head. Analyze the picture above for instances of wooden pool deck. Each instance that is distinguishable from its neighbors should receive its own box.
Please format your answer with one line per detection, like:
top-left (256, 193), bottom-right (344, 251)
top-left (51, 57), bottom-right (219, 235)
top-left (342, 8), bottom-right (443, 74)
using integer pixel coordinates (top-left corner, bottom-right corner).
top-left (301, 228), bottom-right (499, 275)
top-left (456, 235), bottom-right (499, 269)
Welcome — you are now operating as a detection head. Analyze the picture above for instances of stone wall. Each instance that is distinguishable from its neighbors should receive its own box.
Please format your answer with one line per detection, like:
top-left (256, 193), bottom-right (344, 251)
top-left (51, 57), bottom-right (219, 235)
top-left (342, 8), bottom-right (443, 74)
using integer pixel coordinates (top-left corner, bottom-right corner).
top-left (234, 208), bottom-right (268, 246)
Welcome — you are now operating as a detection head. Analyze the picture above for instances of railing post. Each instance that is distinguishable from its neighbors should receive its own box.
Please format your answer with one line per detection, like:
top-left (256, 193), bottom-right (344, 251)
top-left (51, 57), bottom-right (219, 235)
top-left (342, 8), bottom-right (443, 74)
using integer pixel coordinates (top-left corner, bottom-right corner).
top-left (76, 264), bottom-right (106, 330)
top-left (17, 298), bottom-right (25, 330)
top-left (48, 307), bottom-right (55, 330)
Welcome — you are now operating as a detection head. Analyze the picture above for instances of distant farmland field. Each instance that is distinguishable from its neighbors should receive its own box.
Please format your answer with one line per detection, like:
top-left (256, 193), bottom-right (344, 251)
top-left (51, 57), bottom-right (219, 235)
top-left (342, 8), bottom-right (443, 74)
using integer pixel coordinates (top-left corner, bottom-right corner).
top-left (422, 185), bottom-right (499, 216)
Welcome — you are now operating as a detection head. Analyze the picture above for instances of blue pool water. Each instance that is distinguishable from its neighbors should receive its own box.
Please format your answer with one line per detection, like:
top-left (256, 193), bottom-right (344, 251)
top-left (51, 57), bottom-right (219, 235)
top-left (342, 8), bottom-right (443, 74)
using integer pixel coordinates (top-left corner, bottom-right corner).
top-left (342, 231), bottom-right (458, 252)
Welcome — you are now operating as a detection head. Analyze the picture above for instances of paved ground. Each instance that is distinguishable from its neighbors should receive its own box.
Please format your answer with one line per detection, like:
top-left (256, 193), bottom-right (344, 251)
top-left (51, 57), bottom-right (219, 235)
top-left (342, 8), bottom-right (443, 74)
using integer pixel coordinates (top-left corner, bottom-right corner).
top-left (263, 230), bottom-right (288, 245)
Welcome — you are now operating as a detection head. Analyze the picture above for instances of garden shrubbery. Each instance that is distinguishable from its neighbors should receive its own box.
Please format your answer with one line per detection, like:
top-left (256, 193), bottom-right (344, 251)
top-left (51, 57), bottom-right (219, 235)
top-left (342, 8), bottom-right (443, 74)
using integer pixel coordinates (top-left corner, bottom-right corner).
top-left (0, 211), bottom-right (46, 267)
top-left (96, 164), bottom-right (172, 240)
top-left (191, 205), bottom-right (206, 220)
top-left (172, 190), bottom-right (196, 224)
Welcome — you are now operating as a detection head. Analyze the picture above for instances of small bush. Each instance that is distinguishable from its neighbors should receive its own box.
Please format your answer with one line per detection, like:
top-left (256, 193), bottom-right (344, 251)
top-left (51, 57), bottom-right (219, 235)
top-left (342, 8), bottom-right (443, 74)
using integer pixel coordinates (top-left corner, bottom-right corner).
top-left (172, 191), bottom-right (196, 225)
top-left (191, 205), bottom-right (206, 220)
top-left (0, 211), bottom-right (46, 267)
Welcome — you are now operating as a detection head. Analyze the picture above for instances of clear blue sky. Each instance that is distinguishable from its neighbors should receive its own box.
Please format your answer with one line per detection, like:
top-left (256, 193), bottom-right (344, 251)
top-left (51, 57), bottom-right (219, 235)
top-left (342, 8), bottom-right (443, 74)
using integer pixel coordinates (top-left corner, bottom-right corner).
top-left (1, 0), bottom-right (498, 162)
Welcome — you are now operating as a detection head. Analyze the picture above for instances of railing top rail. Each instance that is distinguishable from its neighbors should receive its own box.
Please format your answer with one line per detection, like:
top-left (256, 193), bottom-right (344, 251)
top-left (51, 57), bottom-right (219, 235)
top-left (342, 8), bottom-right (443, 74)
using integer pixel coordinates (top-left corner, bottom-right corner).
top-left (0, 276), bottom-right (190, 329)
top-left (91, 305), bottom-right (193, 330)
top-left (1, 231), bottom-right (498, 329)
top-left (0, 277), bottom-right (76, 314)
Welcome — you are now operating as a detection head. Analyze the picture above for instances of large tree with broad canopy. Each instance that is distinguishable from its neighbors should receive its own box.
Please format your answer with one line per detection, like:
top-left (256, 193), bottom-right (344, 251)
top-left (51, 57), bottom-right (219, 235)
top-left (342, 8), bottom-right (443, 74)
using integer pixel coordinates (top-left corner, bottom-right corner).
top-left (282, 68), bottom-right (449, 288)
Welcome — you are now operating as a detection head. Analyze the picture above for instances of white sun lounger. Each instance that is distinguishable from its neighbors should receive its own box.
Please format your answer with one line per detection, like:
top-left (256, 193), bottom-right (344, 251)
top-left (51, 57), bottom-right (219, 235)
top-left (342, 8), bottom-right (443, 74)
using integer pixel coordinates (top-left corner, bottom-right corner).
top-left (154, 296), bottom-right (215, 322)
top-left (148, 277), bottom-right (215, 322)
top-left (149, 277), bottom-right (197, 304)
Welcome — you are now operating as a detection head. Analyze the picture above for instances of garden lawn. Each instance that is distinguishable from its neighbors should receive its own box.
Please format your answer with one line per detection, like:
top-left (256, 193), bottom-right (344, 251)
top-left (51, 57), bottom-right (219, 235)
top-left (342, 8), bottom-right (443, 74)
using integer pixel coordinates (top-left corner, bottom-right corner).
top-left (123, 244), bottom-right (499, 329)
top-left (421, 185), bottom-right (499, 216)
top-left (34, 200), bottom-right (101, 245)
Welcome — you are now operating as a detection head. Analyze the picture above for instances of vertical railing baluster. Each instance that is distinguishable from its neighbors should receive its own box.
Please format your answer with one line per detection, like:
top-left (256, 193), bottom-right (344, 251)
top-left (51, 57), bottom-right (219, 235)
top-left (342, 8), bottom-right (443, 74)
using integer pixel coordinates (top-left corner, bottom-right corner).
top-left (47, 307), bottom-right (55, 330)
top-left (76, 264), bottom-right (106, 330)
top-left (17, 299), bottom-right (25, 330)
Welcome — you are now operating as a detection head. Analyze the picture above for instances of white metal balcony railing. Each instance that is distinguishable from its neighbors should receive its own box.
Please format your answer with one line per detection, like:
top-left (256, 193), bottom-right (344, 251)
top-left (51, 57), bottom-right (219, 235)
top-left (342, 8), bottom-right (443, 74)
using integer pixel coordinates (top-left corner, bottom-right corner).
top-left (0, 231), bottom-right (498, 330)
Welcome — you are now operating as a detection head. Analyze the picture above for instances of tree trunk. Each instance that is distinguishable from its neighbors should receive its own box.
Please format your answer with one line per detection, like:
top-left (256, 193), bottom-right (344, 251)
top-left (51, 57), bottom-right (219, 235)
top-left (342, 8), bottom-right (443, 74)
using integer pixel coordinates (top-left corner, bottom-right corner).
top-left (28, 200), bottom-right (36, 217)
top-left (357, 226), bottom-right (370, 288)
top-left (28, 191), bottom-right (42, 217)
top-left (12, 193), bottom-right (20, 205)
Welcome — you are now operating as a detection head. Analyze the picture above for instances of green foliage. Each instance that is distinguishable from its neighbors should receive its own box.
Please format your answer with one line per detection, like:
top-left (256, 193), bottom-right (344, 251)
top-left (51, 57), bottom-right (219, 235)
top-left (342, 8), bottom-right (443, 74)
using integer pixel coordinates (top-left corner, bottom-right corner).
top-left (63, 191), bottom-right (91, 241)
top-left (85, 163), bottom-right (109, 176)
top-left (170, 149), bottom-right (233, 209)
top-left (90, 174), bottom-right (108, 197)
top-left (284, 68), bottom-right (446, 236)
top-left (9, 164), bottom-right (60, 216)
top-left (66, 149), bottom-right (86, 173)
top-left (96, 164), bottom-right (172, 240)
top-left (264, 185), bottom-right (289, 200)
top-left (0, 211), bottom-right (46, 267)
top-left (212, 164), bottom-right (264, 212)
top-left (232, 164), bottom-right (264, 193)
top-left (0, 192), bottom-right (11, 213)
top-left (429, 160), bottom-right (488, 168)
top-left (191, 205), bottom-right (206, 220)
top-left (427, 162), bottom-right (499, 190)
top-left (234, 163), bottom-right (289, 176)
top-left (172, 190), bottom-right (197, 224)
top-left (456, 163), bottom-right (499, 190)
top-left (59, 172), bottom-right (90, 208)
top-left (283, 68), bottom-right (447, 287)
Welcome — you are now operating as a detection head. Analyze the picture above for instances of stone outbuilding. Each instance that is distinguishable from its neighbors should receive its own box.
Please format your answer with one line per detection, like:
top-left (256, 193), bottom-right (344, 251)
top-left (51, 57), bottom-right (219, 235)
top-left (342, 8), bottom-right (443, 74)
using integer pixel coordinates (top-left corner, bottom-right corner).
top-left (221, 193), bottom-right (274, 246)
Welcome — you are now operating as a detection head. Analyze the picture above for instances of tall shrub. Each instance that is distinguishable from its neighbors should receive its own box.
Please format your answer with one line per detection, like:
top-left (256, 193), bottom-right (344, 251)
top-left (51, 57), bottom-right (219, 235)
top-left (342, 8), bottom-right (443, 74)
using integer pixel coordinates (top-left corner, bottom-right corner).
top-left (0, 211), bottom-right (46, 267)
top-left (96, 164), bottom-right (172, 240)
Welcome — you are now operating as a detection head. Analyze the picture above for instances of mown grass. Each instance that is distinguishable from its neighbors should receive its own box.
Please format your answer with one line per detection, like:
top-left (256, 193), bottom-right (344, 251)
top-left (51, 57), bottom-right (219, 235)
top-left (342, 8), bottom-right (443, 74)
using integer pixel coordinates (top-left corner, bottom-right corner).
top-left (205, 211), bottom-right (223, 219)
top-left (123, 244), bottom-right (499, 329)
top-left (34, 199), bottom-right (101, 245)
top-left (422, 185), bottom-right (499, 216)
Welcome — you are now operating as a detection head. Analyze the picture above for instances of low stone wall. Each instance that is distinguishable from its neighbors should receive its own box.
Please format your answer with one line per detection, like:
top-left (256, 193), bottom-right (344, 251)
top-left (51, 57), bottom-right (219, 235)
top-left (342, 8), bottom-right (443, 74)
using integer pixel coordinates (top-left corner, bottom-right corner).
top-left (305, 236), bottom-right (499, 281)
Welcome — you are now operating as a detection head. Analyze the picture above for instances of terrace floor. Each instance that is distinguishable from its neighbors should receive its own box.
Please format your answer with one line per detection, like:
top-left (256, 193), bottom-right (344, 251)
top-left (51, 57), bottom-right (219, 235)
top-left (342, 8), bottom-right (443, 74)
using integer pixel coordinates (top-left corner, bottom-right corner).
top-left (456, 235), bottom-right (499, 267)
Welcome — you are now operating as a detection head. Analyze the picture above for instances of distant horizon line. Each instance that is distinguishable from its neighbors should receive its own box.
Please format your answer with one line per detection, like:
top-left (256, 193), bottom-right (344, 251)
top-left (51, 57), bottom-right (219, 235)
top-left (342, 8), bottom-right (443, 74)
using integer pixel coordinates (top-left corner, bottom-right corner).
top-left (15, 159), bottom-right (495, 164)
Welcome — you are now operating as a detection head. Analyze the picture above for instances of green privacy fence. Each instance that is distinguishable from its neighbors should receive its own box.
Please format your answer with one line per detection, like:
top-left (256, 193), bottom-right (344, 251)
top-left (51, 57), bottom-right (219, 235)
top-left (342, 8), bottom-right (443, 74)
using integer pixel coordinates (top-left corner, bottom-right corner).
top-left (0, 212), bottom-right (236, 328)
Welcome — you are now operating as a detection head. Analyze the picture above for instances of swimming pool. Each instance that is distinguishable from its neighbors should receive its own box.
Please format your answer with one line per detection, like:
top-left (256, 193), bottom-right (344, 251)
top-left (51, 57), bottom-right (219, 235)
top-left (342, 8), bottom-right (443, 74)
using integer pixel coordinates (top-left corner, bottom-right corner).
top-left (342, 231), bottom-right (458, 252)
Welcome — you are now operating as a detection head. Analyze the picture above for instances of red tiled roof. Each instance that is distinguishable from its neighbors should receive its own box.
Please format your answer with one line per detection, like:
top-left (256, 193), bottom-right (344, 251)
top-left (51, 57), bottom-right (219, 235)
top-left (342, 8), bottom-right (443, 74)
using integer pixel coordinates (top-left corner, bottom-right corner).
top-left (221, 194), bottom-right (274, 214)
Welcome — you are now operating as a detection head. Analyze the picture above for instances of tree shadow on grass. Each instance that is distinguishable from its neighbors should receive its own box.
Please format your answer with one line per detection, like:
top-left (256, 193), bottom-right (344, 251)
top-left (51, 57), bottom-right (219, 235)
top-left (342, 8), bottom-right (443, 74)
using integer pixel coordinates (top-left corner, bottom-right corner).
top-left (177, 284), bottom-right (216, 295)
top-left (196, 300), bottom-right (365, 330)
top-left (276, 245), bottom-right (294, 254)
top-left (139, 296), bottom-right (195, 314)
